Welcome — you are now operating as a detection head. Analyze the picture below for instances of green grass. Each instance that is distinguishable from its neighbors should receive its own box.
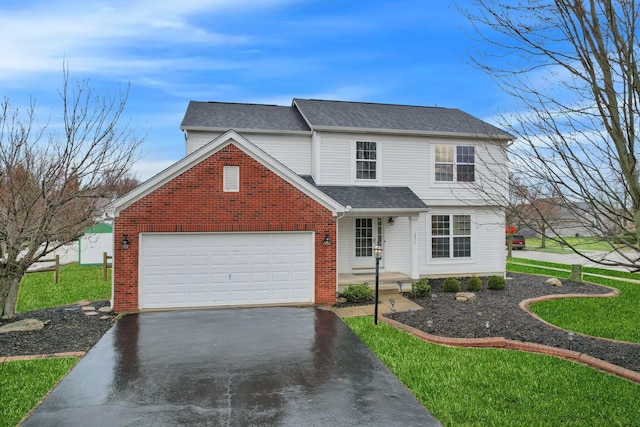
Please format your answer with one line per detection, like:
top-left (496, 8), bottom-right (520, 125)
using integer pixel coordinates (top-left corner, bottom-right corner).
top-left (17, 263), bottom-right (111, 313)
top-left (345, 317), bottom-right (640, 427)
top-left (0, 358), bottom-right (79, 427)
top-left (507, 258), bottom-right (640, 343)
top-left (525, 236), bottom-right (623, 252)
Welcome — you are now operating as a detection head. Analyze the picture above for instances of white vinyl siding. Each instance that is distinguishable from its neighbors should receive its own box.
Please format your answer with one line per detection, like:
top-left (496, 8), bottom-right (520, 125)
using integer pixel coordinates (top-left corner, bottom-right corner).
top-left (186, 131), bottom-right (312, 175)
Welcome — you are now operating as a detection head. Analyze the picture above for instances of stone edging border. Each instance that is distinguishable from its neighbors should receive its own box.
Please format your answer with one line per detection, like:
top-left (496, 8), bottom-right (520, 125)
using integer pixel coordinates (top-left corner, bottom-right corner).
top-left (0, 351), bottom-right (86, 363)
top-left (380, 314), bottom-right (640, 384)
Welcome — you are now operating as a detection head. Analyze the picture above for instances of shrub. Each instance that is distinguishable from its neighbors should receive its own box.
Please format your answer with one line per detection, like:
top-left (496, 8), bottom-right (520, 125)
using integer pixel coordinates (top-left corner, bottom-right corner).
top-left (443, 277), bottom-right (461, 292)
top-left (410, 278), bottom-right (431, 298)
top-left (467, 275), bottom-right (482, 292)
top-left (488, 275), bottom-right (506, 290)
top-left (341, 283), bottom-right (373, 302)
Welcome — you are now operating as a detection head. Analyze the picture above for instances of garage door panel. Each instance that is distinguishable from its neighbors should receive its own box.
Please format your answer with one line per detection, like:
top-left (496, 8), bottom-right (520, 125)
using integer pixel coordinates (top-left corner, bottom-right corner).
top-left (140, 233), bottom-right (314, 309)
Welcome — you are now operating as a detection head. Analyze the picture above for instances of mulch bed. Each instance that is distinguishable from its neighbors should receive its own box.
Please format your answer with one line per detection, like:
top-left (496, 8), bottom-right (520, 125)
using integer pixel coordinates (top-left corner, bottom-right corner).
top-left (0, 301), bottom-right (116, 357)
top-left (2, 275), bottom-right (639, 376)
top-left (388, 273), bottom-right (640, 373)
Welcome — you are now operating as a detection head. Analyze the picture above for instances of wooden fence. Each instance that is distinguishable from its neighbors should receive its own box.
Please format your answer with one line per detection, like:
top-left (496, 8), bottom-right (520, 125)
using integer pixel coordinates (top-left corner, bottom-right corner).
top-left (103, 252), bottom-right (113, 281)
top-left (27, 255), bottom-right (60, 284)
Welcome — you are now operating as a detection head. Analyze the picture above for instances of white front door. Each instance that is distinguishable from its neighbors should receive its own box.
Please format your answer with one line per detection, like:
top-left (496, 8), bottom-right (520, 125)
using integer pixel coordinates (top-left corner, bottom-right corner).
top-left (352, 217), bottom-right (383, 269)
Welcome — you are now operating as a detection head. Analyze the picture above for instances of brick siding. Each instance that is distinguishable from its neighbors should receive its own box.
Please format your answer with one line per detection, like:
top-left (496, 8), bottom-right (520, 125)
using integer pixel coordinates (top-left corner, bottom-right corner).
top-left (113, 143), bottom-right (336, 312)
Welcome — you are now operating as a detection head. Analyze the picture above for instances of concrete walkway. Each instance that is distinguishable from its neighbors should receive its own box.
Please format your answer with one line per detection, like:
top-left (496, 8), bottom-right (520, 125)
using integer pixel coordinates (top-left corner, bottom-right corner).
top-left (332, 291), bottom-right (422, 318)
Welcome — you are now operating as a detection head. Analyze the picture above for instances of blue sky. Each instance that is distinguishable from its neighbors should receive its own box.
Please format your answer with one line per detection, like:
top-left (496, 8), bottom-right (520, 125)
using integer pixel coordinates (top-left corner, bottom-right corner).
top-left (1, 0), bottom-right (511, 180)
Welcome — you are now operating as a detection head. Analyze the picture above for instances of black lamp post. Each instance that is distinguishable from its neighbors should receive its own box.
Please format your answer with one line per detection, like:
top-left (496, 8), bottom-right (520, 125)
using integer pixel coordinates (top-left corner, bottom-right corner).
top-left (374, 242), bottom-right (383, 325)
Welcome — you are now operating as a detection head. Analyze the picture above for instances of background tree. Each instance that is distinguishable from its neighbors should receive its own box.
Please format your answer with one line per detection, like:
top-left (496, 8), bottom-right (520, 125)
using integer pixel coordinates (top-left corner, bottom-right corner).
top-left (0, 68), bottom-right (143, 319)
top-left (462, 0), bottom-right (640, 270)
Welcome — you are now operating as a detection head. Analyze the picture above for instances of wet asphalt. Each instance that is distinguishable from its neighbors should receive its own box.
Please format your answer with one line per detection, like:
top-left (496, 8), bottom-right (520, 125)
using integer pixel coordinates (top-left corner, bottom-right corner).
top-left (22, 307), bottom-right (441, 426)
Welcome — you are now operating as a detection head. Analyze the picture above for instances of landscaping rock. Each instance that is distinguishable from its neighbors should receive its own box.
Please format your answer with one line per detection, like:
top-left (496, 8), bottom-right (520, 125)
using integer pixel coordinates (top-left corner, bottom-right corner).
top-left (455, 292), bottom-right (476, 302)
top-left (98, 306), bottom-right (113, 313)
top-left (76, 300), bottom-right (92, 306)
top-left (0, 318), bottom-right (45, 333)
top-left (84, 311), bottom-right (99, 316)
top-left (545, 278), bottom-right (562, 287)
top-left (100, 315), bottom-right (111, 320)
top-left (336, 297), bottom-right (348, 304)
top-left (81, 306), bottom-right (96, 312)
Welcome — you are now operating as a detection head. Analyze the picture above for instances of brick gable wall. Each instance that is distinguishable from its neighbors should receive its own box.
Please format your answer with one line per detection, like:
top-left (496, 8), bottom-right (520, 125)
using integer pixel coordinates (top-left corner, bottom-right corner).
top-left (113, 143), bottom-right (336, 312)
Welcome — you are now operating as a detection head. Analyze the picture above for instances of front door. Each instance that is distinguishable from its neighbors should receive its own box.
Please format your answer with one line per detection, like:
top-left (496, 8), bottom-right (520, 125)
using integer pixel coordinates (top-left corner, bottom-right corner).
top-left (353, 217), bottom-right (383, 269)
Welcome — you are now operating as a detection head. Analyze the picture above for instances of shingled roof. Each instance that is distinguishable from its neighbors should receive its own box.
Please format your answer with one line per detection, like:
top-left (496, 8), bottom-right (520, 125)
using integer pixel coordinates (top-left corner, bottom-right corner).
top-left (181, 98), bottom-right (511, 139)
top-left (293, 99), bottom-right (511, 138)
top-left (300, 176), bottom-right (429, 211)
top-left (181, 101), bottom-right (310, 132)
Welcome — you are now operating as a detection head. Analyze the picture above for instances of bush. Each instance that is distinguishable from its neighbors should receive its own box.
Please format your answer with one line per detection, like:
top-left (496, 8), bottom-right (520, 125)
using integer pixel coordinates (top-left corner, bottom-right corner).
top-left (443, 277), bottom-right (461, 292)
top-left (341, 283), bottom-right (373, 302)
top-left (467, 275), bottom-right (482, 292)
top-left (410, 278), bottom-right (431, 298)
top-left (488, 275), bottom-right (506, 290)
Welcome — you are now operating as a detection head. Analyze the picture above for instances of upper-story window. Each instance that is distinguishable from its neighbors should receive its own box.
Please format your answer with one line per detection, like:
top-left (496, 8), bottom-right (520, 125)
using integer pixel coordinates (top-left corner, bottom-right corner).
top-left (435, 145), bottom-right (475, 182)
top-left (356, 141), bottom-right (377, 180)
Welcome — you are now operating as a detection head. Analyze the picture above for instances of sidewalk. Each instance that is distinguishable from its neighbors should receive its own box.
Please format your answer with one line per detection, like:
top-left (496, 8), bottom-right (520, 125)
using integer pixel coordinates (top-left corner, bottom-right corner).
top-left (332, 291), bottom-right (422, 318)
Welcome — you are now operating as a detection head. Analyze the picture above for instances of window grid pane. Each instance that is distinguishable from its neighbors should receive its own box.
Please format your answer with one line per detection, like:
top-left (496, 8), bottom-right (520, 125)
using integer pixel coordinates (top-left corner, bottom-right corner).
top-left (457, 165), bottom-right (475, 182)
top-left (453, 215), bottom-right (471, 235)
top-left (453, 237), bottom-right (471, 257)
top-left (431, 215), bottom-right (450, 236)
top-left (432, 237), bottom-right (450, 258)
top-left (356, 141), bottom-right (377, 180)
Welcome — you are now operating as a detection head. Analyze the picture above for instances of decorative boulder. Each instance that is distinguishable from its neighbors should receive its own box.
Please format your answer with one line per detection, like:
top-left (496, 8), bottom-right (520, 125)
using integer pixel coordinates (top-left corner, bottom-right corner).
top-left (545, 278), bottom-right (562, 287)
top-left (455, 292), bottom-right (476, 302)
top-left (0, 319), bottom-right (44, 333)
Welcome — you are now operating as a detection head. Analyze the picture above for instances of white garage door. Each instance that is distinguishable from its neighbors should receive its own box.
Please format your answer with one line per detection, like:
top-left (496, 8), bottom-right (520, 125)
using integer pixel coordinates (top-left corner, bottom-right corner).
top-left (139, 232), bottom-right (314, 309)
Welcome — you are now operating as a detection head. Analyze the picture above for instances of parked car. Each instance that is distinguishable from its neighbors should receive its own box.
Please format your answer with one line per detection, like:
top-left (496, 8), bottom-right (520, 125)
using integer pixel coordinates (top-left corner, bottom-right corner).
top-left (506, 234), bottom-right (526, 250)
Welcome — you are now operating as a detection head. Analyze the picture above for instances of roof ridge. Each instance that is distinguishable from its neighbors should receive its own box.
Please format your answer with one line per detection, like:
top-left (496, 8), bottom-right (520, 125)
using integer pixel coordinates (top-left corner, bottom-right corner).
top-left (294, 98), bottom-right (451, 110)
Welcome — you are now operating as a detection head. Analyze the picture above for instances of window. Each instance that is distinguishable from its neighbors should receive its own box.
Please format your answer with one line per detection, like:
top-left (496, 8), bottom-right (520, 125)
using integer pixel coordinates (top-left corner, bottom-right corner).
top-left (223, 166), bottom-right (239, 192)
top-left (431, 214), bottom-right (471, 258)
top-left (356, 141), bottom-right (377, 180)
top-left (435, 145), bottom-right (475, 182)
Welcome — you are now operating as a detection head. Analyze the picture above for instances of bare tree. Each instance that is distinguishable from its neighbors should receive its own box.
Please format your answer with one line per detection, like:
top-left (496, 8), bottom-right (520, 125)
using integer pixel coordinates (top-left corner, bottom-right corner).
top-left (462, 0), bottom-right (640, 270)
top-left (0, 68), bottom-right (143, 319)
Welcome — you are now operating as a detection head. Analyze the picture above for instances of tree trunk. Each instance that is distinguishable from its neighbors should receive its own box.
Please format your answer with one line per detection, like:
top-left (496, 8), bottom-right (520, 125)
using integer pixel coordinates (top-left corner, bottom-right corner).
top-left (0, 273), bottom-right (24, 320)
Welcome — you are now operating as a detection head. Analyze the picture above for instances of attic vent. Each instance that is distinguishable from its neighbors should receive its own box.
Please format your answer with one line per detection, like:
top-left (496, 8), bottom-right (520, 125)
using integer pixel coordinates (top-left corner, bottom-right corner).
top-left (223, 166), bottom-right (239, 192)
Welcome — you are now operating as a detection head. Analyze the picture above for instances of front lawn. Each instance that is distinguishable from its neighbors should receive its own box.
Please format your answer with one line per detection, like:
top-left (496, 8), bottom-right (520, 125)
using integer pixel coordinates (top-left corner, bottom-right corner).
top-left (525, 236), bottom-right (624, 252)
top-left (0, 358), bottom-right (79, 427)
top-left (17, 263), bottom-right (111, 312)
top-left (346, 317), bottom-right (640, 426)
top-left (508, 258), bottom-right (640, 343)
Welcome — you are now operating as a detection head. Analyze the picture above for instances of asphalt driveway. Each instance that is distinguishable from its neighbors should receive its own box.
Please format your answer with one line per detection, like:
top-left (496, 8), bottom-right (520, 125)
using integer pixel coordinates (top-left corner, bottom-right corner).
top-left (23, 307), bottom-right (440, 426)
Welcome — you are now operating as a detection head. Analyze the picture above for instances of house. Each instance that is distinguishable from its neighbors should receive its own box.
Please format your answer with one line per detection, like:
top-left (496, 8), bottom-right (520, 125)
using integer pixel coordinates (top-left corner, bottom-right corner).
top-left (110, 99), bottom-right (512, 312)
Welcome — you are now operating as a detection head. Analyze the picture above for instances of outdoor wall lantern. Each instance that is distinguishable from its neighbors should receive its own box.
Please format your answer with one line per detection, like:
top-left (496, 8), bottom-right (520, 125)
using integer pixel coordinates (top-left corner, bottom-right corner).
top-left (374, 243), bottom-right (383, 325)
top-left (388, 217), bottom-right (395, 225)
top-left (323, 234), bottom-right (331, 246)
top-left (122, 234), bottom-right (130, 250)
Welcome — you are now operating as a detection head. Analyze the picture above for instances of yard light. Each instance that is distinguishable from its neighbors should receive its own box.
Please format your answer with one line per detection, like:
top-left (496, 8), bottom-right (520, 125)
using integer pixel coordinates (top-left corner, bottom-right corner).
top-left (374, 242), bottom-right (383, 325)
top-left (122, 234), bottom-right (130, 250)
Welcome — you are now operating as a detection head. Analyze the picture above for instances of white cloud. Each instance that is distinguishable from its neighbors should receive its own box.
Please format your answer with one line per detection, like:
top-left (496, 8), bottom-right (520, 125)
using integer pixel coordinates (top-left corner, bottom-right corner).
top-left (0, 0), bottom-right (299, 84)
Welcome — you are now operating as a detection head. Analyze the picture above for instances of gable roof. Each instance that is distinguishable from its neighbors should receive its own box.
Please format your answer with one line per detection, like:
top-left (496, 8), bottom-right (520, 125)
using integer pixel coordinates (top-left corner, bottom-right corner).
top-left (180, 101), bottom-right (310, 133)
top-left (180, 98), bottom-right (512, 140)
top-left (293, 98), bottom-right (512, 139)
top-left (110, 130), bottom-right (343, 215)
